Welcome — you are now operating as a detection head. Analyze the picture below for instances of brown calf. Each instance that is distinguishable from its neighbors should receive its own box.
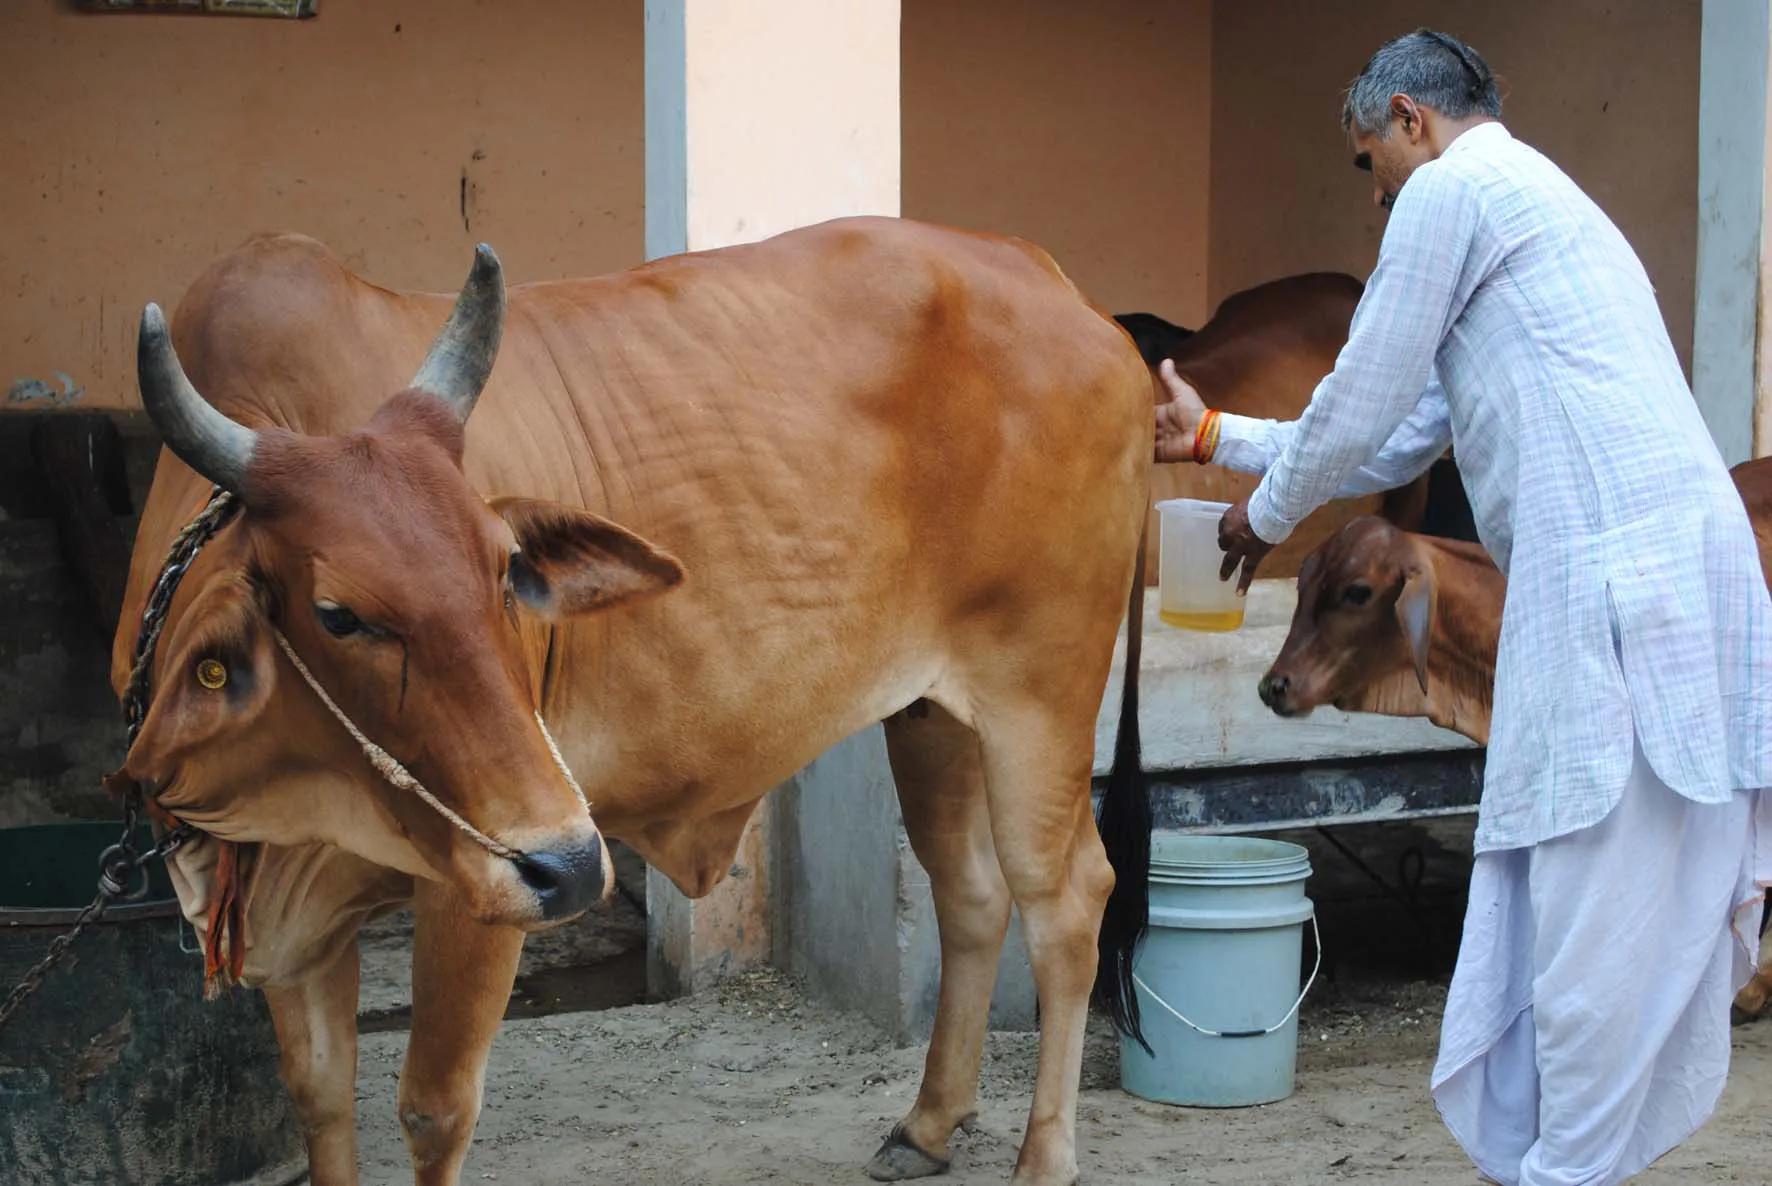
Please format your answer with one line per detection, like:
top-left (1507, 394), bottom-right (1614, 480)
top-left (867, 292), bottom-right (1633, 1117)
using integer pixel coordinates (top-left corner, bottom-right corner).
top-left (1260, 457), bottom-right (1772, 1020)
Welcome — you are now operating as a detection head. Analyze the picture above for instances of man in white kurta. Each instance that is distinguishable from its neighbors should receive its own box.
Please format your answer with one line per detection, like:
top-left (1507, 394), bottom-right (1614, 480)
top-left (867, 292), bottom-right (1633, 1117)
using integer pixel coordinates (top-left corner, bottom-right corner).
top-left (1155, 30), bottom-right (1772, 1185)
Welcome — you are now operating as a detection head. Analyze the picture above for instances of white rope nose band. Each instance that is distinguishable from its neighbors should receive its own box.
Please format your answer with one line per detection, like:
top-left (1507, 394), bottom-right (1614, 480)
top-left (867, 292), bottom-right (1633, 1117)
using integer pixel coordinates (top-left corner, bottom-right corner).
top-left (271, 627), bottom-right (591, 863)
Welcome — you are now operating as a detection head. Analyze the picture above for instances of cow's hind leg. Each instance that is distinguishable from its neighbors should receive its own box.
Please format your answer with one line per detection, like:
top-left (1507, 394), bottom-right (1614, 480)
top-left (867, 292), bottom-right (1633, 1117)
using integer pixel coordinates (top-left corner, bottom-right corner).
top-left (868, 701), bottom-right (1012, 1180)
top-left (264, 937), bottom-right (363, 1186)
top-left (977, 698), bottom-right (1114, 1186)
top-left (398, 879), bottom-right (525, 1186)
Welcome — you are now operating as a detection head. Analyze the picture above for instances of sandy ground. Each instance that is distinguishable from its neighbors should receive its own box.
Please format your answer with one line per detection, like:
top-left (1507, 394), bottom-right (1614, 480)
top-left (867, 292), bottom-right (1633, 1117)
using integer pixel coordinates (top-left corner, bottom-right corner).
top-left (341, 826), bottom-right (1770, 1184)
top-left (347, 967), bottom-right (1772, 1185)
top-left (355, 843), bottom-right (650, 1026)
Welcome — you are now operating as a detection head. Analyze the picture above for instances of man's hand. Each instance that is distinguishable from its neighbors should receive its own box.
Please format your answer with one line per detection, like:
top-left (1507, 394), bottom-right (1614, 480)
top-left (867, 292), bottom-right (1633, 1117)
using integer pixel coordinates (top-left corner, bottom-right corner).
top-left (1218, 497), bottom-right (1272, 595)
top-left (1155, 359), bottom-right (1207, 463)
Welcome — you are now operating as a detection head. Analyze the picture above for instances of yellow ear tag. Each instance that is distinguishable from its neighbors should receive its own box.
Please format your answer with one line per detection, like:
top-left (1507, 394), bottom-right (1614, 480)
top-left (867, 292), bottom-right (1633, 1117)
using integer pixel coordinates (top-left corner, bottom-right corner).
top-left (196, 658), bottom-right (228, 690)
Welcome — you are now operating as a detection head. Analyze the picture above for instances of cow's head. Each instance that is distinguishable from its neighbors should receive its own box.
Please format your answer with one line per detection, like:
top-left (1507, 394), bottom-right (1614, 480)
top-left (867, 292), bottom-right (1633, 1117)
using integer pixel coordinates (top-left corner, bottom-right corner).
top-left (124, 247), bottom-right (684, 930)
top-left (1257, 516), bottom-right (1434, 719)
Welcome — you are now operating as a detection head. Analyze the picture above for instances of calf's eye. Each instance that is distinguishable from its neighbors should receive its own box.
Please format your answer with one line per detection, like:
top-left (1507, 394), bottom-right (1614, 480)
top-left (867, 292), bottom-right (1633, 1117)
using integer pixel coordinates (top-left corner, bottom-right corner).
top-left (1342, 583), bottom-right (1373, 607)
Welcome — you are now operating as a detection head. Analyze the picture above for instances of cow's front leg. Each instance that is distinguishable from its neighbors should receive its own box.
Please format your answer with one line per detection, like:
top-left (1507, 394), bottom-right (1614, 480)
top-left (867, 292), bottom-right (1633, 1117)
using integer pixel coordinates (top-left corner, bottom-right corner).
top-left (397, 879), bottom-right (525, 1185)
top-left (264, 938), bottom-right (363, 1186)
top-left (869, 703), bottom-right (1009, 1179)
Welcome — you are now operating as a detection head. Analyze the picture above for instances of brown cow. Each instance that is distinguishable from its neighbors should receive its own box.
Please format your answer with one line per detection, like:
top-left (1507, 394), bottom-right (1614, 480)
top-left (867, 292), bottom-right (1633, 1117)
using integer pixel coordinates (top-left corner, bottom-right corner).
top-left (1115, 273), bottom-right (1459, 581)
top-left (112, 218), bottom-right (1152, 1186)
top-left (1258, 457), bottom-right (1772, 1020)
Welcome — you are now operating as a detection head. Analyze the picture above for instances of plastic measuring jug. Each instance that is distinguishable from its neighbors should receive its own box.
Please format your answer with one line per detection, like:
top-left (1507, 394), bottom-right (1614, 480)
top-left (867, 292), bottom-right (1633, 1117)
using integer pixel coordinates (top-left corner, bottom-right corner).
top-left (1157, 498), bottom-right (1244, 632)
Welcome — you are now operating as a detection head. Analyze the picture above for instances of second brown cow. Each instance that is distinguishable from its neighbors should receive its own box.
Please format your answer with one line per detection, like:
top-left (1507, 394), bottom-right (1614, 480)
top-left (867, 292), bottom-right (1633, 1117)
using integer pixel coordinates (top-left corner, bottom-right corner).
top-left (1115, 273), bottom-right (1474, 581)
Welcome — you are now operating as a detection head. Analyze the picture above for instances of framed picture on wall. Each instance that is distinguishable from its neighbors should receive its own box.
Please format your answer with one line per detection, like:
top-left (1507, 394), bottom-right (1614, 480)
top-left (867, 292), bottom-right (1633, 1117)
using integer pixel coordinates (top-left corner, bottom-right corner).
top-left (203, 0), bottom-right (317, 14)
top-left (79, 0), bottom-right (317, 15)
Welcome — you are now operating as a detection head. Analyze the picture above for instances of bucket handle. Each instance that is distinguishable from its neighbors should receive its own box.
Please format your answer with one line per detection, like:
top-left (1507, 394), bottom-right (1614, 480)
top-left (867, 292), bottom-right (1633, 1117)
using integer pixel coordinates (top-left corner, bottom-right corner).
top-left (1131, 912), bottom-right (1322, 1040)
top-left (177, 913), bottom-right (203, 958)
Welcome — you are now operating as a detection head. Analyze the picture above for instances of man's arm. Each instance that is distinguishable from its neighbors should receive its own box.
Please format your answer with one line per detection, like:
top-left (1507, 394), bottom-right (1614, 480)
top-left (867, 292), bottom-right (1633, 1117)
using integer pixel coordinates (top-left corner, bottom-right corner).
top-left (1243, 162), bottom-right (1491, 544)
top-left (1153, 358), bottom-right (1453, 493)
top-left (1212, 380), bottom-right (1452, 494)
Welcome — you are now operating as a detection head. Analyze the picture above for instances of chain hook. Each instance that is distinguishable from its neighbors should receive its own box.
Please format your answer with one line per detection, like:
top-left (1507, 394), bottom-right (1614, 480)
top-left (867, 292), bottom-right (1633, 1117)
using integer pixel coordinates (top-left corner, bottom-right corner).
top-left (96, 843), bottom-right (151, 901)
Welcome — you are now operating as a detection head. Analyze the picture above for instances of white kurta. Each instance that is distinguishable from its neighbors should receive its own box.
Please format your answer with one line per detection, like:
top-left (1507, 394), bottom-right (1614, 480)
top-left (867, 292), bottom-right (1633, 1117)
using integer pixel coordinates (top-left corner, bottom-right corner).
top-left (1217, 121), bottom-right (1772, 854)
top-left (1206, 121), bottom-right (1772, 1182)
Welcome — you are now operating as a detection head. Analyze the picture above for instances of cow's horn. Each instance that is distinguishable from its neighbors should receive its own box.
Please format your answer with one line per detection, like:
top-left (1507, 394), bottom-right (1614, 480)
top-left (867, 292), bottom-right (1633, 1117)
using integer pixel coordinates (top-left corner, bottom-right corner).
top-left (409, 243), bottom-right (505, 422)
top-left (137, 303), bottom-right (258, 494)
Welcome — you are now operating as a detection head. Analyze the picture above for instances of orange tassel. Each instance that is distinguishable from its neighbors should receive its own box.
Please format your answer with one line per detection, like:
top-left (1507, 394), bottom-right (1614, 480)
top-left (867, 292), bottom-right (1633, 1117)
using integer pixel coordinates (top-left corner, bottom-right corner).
top-left (202, 841), bottom-right (248, 998)
top-left (141, 795), bottom-right (182, 833)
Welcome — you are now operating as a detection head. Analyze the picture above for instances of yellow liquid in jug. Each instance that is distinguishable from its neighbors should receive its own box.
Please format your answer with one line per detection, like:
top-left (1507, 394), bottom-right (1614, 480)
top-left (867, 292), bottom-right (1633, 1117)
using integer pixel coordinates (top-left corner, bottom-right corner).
top-left (1160, 607), bottom-right (1246, 633)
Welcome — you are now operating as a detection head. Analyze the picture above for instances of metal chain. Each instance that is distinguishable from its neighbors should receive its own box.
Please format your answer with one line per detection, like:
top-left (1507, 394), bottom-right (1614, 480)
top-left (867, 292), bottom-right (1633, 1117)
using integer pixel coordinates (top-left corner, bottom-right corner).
top-left (124, 489), bottom-right (241, 748)
top-left (0, 487), bottom-right (238, 1035)
top-left (0, 896), bottom-right (110, 1030)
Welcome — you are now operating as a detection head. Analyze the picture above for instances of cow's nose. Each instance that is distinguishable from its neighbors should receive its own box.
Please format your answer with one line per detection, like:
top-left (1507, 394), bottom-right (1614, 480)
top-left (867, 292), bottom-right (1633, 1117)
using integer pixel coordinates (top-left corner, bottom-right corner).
top-left (514, 838), bottom-right (604, 921)
top-left (1259, 672), bottom-right (1289, 711)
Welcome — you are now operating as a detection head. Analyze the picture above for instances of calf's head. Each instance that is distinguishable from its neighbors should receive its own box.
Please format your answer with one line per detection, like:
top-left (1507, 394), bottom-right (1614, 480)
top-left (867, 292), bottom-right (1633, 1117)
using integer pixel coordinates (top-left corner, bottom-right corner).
top-left (123, 246), bottom-right (684, 929)
top-left (1258, 516), bottom-right (1435, 719)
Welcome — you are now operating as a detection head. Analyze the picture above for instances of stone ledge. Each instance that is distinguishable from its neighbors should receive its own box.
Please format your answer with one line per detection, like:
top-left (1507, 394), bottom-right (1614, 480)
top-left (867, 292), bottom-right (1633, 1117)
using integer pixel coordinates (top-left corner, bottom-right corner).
top-left (1093, 578), bottom-right (1475, 776)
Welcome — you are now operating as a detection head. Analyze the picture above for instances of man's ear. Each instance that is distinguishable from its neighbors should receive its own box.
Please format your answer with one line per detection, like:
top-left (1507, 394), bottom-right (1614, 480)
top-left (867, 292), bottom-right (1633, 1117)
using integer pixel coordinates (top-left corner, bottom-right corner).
top-left (120, 574), bottom-right (277, 791)
top-left (492, 497), bottom-right (686, 620)
top-left (1393, 563), bottom-right (1437, 696)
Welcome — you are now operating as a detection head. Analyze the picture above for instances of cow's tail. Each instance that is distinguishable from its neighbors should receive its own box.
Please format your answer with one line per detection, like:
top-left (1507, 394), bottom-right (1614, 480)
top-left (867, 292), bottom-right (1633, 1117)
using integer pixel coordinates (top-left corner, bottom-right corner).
top-left (1093, 521), bottom-right (1151, 1053)
top-left (1111, 311), bottom-right (1194, 370)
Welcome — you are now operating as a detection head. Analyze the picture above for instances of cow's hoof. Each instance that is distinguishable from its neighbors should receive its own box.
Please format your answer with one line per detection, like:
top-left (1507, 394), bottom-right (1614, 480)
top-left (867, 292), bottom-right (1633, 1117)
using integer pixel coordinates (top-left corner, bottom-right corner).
top-left (866, 1125), bottom-right (950, 1181)
top-left (1733, 978), bottom-right (1769, 1023)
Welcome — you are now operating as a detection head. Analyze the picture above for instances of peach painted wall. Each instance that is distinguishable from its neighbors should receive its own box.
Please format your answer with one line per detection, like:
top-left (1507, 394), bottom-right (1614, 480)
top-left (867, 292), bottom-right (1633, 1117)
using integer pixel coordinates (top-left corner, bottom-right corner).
top-left (903, 0), bottom-right (1214, 328)
top-left (2, 0), bottom-right (644, 411)
top-left (1209, 1), bottom-right (1700, 372)
top-left (6, 2), bottom-right (1698, 411)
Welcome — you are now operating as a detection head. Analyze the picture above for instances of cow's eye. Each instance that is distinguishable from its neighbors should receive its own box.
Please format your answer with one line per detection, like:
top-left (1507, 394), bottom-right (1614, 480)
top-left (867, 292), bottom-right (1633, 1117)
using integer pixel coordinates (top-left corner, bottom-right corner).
top-left (1342, 583), bottom-right (1373, 607)
top-left (316, 602), bottom-right (366, 638)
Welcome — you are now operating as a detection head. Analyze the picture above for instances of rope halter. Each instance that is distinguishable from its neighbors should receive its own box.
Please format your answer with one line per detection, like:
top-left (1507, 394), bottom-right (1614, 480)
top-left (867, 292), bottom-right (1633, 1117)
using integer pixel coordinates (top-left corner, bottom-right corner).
top-left (269, 626), bottom-right (590, 864)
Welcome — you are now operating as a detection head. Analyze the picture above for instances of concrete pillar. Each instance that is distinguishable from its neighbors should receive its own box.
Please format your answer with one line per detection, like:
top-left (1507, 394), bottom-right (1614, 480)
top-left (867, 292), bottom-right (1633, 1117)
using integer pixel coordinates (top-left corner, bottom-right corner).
top-left (766, 727), bottom-right (1039, 1043)
top-left (641, 0), bottom-right (901, 998)
top-left (1757, 9), bottom-right (1772, 457)
top-left (644, 0), bottom-right (901, 258)
top-left (1695, 0), bottom-right (1770, 463)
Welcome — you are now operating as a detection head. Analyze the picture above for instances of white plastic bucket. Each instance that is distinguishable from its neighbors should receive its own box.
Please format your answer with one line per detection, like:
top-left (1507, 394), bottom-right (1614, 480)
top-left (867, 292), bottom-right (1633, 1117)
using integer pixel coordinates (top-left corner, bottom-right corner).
top-left (1156, 498), bottom-right (1243, 632)
top-left (1119, 833), bottom-right (1318, 1107)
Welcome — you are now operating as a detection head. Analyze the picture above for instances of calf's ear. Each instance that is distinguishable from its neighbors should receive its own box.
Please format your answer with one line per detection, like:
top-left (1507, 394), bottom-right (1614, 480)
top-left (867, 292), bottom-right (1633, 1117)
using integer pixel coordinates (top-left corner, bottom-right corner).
top-left (1393, 564), bottom-right (1437, 696)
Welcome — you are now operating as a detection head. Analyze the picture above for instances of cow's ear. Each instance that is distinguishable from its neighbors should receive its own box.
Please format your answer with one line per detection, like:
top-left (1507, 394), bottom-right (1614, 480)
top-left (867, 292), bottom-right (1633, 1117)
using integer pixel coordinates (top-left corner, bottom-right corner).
top-left (493, 497), bottom-right (685, 619)
top-left (1393, 563), bottom-right (1437, 696)
top-left (119, 575), bottom-right (277, 791)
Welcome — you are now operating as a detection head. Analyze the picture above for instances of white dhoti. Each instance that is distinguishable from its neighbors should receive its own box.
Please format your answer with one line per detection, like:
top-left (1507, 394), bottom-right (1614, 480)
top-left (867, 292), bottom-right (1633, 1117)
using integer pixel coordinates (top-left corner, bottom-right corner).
top-left (1432, 739), bottom-right (1772, 1186)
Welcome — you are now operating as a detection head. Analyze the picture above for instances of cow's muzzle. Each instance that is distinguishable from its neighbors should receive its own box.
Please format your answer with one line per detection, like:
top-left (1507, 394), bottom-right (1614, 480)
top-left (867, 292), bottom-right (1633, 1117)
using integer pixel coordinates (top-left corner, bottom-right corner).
top-left (513, 837), bottom-right (607, 922)
top-left (1257, 670), bottom-right (1303, 718)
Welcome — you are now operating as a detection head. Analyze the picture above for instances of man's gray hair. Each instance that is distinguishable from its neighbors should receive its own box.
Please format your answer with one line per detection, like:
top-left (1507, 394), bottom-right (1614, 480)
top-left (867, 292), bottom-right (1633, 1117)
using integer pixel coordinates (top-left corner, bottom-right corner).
top-left (1341, 29), bottom-right (1502, 136)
